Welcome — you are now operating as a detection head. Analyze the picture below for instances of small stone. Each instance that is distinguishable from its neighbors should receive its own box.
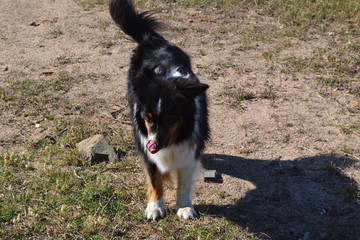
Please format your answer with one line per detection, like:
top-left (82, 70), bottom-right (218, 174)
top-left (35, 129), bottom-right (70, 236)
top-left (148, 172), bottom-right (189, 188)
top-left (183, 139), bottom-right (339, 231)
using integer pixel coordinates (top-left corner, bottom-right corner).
top-left (30, 21), bottom-right (40, 26)
top-left (77, 134), bottom-right (119, 165)
top-left (204, 170), bottom-right (221, 182)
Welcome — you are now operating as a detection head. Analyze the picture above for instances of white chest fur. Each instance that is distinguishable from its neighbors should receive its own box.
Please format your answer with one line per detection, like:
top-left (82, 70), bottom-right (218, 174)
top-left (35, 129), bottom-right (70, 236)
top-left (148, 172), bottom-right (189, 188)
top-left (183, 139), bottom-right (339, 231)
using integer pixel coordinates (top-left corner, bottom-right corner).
top-left (139, 136), bottom-right (196, 173)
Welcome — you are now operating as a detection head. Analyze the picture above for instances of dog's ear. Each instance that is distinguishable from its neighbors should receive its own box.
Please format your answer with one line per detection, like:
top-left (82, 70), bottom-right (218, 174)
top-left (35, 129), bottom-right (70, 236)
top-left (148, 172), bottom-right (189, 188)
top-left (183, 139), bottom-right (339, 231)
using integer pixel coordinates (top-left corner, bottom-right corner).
top-left (174, 78), bottom-right (209, 97)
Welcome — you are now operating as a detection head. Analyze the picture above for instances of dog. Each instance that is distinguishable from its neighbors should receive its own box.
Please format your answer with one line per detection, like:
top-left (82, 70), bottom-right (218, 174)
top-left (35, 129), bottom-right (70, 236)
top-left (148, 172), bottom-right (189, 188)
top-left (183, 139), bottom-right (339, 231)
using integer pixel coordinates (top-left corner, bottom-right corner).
top-left (109, 0), bottom-right (210, 220)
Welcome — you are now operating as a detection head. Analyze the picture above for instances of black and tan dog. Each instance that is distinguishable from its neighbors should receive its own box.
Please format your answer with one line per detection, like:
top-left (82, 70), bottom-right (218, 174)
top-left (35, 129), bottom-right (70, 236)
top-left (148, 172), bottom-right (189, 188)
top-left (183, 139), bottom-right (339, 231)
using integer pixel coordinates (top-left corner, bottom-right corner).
top-left (109, 0), bottom-right (210, 220)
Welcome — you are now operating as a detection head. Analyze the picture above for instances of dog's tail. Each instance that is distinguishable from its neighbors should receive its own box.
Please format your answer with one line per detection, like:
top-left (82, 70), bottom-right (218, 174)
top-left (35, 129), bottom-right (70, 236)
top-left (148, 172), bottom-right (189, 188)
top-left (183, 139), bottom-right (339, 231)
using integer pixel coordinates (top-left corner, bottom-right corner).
top-left (109, 0), bottom-right (162, 43)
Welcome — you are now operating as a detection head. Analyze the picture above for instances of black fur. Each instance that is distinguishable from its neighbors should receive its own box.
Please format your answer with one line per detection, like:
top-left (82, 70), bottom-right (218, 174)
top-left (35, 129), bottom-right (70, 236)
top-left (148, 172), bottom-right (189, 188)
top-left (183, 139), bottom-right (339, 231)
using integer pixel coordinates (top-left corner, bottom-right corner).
top-left (109, 0), bottom-right (210, 163)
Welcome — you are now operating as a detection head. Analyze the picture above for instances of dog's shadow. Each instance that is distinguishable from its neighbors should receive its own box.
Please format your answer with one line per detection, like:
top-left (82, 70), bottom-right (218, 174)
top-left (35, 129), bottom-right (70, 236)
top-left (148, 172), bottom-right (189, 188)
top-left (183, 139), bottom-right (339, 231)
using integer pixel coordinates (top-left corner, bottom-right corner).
top-left (197, 153), bottom-right (359, 240)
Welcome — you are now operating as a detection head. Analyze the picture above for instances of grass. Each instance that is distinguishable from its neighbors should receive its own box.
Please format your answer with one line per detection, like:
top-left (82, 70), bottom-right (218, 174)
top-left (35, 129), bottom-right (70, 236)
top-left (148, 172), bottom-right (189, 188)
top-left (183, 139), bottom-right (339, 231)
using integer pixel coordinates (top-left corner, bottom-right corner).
top-left (222, 84), bottom-right (277, 109)
top-left (239, 148), bottom-right (256, 155)
top-left (253, 0), bottom-right (359, 33)
top-left (222, 86), bottom-right (255, 108)
top-left (136, 0), bottom-right (359, 31)
top-left (281, 50), bottom-right (359, 95)
top-left (341, 146), bottom-right (355, 155)
top-left (56, 55), bottom-right (72, 65)
top-left (75, 0), bottom-right (107, 10)
top-left (0, 118), bottom-right (256, 239)
top-left (50, 28), bottom-right (63, 38)
top-left (0, 154), bottom-right (142, 239)
top-left (1, 72), bottom-right (80, 119)
top-left (78, 0), bottom-right (360, 30)
top-left (341, 123), bottom-right (360, 135)
top-left (260, 86), bottom-right (276, 100)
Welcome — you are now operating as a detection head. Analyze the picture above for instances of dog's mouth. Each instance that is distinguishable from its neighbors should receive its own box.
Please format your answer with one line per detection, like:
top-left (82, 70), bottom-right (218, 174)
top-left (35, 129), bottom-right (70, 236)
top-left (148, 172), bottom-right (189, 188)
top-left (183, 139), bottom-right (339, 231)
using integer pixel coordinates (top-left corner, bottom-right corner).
top-left (146, 140), bottom-right (159, 154)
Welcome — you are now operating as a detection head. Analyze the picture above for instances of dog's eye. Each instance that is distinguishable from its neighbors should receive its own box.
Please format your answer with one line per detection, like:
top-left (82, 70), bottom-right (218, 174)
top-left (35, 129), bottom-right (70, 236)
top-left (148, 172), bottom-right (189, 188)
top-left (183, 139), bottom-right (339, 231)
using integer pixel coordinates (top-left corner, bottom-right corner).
top-left (143, 112), bottom-right (153, 122)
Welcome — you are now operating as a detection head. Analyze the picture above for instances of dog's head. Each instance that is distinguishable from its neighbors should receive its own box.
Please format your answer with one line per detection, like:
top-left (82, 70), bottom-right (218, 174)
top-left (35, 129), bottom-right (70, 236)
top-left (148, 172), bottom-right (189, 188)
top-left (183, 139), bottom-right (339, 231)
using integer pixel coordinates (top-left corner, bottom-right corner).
top-left (132, 67), bottom-right (208, 154)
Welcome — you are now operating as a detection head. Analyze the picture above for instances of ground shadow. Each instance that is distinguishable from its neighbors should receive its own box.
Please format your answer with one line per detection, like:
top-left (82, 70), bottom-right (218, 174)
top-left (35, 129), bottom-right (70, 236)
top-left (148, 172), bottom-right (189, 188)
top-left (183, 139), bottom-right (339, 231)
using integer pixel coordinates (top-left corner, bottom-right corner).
top-left (198, 154), bottom-right (359, 240)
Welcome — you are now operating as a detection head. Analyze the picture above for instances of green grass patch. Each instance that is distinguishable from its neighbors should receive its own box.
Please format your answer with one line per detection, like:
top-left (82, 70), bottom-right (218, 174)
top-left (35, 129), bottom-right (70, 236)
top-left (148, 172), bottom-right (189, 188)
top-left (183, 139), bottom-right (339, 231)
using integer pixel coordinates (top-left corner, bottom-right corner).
top-left (341, 146), bottom-right (355, 155)
top-left (239, 147), bottom-right (256, 155)
top-left (260, 87), bottom-right (276, 100)
top-left (259, 0), bottom-right (360, 29)
top-left (186, 0), bottom-right (359, 30)
top-left (218, 61), bottom-right (238, 69)
top-left (0, 119), bottom-right (256, 239)
top-left (0, 119), bottom-right (141, 238)
top-left (281, 52), bottom-right (359, 96)
top-left (235, 25), bottom-right (299, 52)
top-left (50, 28), bottom-right (63, 38)
top-left (315, 76), bottom-right (359, 96)
top-left (138, 0), bottom-right (359, 32)
top-left (222, 86), bottom-right (255, 108)
top-left (0, 156), bottom-right (142, 238)
top-left (75, 0), bottom-right (107, 10)
top-left (78, 0), bottom-right (360, 31)
top-left (1, 72), bottom-right (83, 118)
top-left (222, 85), bottom-right (277, 109)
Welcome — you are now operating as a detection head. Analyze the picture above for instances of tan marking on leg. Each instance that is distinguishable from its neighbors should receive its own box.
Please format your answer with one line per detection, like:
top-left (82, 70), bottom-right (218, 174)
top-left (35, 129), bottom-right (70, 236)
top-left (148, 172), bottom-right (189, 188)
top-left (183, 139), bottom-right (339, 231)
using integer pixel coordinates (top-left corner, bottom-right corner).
top-left (162, 172), bottom-right (171, 183)
top-left (147, 169), bottom-right (164, 203)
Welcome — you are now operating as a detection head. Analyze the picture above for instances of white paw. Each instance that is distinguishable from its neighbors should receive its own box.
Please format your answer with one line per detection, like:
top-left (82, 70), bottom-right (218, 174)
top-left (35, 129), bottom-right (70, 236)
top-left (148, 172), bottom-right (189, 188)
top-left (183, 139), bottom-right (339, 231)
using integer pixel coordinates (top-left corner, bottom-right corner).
top-left (145, 198), bottom-right (165, 220)
top-left (177, 206), bottom-right (197, 220)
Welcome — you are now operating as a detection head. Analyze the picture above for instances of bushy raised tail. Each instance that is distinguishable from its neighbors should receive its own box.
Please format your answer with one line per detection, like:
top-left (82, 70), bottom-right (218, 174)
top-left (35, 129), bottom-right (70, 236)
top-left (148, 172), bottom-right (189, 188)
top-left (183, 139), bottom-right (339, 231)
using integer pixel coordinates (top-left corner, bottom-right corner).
top-left (109, 0), bottom-right (162, 43)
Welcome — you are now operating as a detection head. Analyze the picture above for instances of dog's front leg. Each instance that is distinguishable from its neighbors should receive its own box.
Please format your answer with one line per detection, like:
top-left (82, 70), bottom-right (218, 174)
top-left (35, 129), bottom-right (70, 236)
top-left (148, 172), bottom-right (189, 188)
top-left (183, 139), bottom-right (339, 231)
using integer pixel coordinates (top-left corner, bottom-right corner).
top-left (176, 161), bottom-right (199, 219)
top-left (144, 163), bottom-right (166, 220)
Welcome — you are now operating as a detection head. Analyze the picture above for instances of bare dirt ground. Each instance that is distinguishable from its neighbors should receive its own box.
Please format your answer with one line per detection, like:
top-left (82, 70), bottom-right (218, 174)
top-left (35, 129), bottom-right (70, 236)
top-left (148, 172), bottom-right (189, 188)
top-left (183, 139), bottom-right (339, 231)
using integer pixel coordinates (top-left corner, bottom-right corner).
top-left (1, 0), bottom-right (359, 239)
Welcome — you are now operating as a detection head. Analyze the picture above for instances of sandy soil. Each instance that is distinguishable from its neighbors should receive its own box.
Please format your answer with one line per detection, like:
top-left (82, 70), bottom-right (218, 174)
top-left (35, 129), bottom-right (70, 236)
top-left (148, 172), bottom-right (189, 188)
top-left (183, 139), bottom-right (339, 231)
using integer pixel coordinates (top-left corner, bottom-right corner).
top-left (1, 0), bottom-right (359, 239)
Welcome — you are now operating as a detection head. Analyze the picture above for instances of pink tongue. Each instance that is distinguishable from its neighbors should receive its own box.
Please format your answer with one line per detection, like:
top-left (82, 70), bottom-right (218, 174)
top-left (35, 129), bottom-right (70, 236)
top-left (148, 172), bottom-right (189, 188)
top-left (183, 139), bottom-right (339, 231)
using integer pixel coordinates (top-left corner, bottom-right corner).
top-left (146, 140), bottom-right (158, 154)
